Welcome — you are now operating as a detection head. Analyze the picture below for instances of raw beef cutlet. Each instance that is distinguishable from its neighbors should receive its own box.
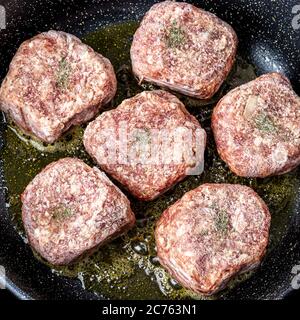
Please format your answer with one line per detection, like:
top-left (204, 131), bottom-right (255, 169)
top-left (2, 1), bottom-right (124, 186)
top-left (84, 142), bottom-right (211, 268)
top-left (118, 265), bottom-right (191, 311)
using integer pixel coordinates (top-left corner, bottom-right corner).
top-left (155, 183), bottom-right (271, 295)
top-left (131, 1), bottom-right (237, 99)
top-left (21, 158), bottom-right (135, 265)
top-left (212, 73), bottom-right (300, 177)
top-left (83, 90), bottom-right (206, 201)
top-left (0, 31), bottom-right (117, 143)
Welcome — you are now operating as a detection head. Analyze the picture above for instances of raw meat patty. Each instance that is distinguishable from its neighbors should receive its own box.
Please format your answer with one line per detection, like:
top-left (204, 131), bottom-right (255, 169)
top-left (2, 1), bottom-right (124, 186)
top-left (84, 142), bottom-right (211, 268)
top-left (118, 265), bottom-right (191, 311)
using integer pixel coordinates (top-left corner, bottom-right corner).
top-left (212, 73), bottom-right (300, 177)
top-left (21, 158), bottom-right (135, 265)
top-left (0, 30), bottom-right (117, 143)
top-left (83, 90), bottom-right (206, 201)
top-left (155, 183), bottom-right (271, 295)
top-left (131, 1), bottom-right (237, 99)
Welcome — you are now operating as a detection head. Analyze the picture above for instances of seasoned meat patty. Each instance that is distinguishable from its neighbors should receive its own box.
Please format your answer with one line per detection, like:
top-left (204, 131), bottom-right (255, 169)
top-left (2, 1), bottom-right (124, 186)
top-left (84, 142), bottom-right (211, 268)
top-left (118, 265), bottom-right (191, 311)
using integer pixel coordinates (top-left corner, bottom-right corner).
top-left (155, 183), bottom-right (271, 295)
top-left (131, 1), bottom-right (237, 99)
top-left (0, 31), bottom-right (117, 143)
top-left (21, 158), bottom-right (135, 265)
top-left (212, 73), bottom-right (300, 178)
top-left (83, 90), bottom-right (206, 201)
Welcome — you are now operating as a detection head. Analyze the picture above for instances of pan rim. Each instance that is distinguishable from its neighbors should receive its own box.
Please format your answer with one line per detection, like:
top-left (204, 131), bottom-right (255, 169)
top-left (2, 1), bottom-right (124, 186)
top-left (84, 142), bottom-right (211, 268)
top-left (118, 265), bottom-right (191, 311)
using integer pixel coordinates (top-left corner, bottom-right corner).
top-left (0, 0), bottom-right (299, 301)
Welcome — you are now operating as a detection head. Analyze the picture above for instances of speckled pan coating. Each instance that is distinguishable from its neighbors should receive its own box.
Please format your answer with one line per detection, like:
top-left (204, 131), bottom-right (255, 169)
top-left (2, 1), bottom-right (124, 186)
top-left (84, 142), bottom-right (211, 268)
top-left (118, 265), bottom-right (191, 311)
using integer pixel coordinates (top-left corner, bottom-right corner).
top-left (0, 30), bottom-right (117, 143)
top-left (131, 1), bottom-right (237, 99)
top-left (21, 158), bottom-right (135, 265)
top-left (0, 0), bottom-right (299, 301)
top-left (212, 73), bottom-right (300, 178)
top-left (155, 183), bottom-right (271, 295)
top-left (83, 90), bottom-right (206, 201)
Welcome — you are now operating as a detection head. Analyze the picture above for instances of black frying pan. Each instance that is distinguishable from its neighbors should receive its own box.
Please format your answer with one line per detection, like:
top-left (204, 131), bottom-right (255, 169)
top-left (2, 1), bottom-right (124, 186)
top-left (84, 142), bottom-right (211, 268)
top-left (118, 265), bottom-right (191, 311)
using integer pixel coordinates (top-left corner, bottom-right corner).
top-left (0, 0), bottom-right (300, 300)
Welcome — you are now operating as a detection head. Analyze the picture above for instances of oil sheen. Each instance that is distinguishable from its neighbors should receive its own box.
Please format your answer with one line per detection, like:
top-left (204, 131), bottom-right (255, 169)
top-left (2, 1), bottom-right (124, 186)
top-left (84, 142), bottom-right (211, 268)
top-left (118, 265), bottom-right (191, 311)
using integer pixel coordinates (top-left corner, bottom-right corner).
top-left (0, 21), bottom-right (298, 300)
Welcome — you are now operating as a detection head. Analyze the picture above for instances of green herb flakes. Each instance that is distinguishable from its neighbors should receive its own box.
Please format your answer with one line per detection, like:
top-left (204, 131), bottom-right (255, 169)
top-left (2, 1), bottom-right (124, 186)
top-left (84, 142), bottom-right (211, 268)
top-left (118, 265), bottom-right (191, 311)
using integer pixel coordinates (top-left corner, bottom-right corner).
top-left (133, 129), bottom-right (151, 145)
top-left (254, 113), bottom-right (277, 133)
top-left (56, 57), bottom-right (72, 90)
top-left (165, 21), bottom-right (186, 49)
top-left (214, 208), bottom-right (229, 236)
top-left (210, 203), bottom-right (229, 236)
top-left (51, 206), bottom-right (73, 221)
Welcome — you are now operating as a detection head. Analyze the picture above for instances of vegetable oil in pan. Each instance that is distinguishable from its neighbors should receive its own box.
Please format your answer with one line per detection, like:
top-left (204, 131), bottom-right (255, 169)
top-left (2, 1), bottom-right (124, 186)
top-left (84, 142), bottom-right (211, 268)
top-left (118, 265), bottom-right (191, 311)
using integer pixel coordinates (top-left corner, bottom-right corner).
top-left (0, 21), bottom-right (299, 300)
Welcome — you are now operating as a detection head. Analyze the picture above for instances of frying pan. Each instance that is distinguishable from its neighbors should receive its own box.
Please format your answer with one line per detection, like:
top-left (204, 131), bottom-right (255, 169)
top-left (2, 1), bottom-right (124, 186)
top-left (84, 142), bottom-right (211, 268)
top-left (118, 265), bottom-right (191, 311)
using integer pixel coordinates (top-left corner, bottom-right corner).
top-left (0, 0), bottom-right (300, 300)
